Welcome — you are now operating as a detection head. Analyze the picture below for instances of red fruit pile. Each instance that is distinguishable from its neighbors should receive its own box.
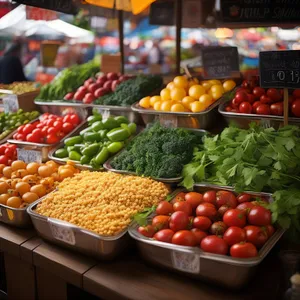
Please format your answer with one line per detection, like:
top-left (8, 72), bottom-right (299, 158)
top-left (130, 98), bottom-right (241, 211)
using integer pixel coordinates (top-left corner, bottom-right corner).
top-left (64, 72), bottom-right (132, 104)
top-left (138, 190), bottom-right (275, 258)
top-left (0, 143), bottom-right (17, 166)
top-left (12, 113), bottom-right (80, 144)
top-left (225, 76), bottom-right (300, 117)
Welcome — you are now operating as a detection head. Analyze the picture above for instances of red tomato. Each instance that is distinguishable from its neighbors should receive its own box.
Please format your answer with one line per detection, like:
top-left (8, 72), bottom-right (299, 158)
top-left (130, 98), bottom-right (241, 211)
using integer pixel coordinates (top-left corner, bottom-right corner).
top-left (47, 127), bottom-right (59, 135)
top-left (196, 203), bottom-right (217, 220)
top-left (74, 91), bottom-right (85, 101)
top-left (173, 201), bottom-right (193, 215)
top-left (32, 128), bottom-right (42, 138)
top-left (154, 229), bottom-right (175, 243)
top-left (0, 155), bottom-right (8, 165)
top-left (210, 221), bottom-right (228, 236)
top-left (36, 123), bottom-right (44, 129)
top-left (191, 228), bottom-right (207, 244)
top-left (169, 211), bottom-right (189, 232)
top-left (270, 102), bottom-right (284, 116)
top-left (185, 192), bottom-right (203, 209)
top-left (230, 242), bottom-right (258, 258)
top-left (223, 226), bottom-right (246, 246)
top-left (172, 230), bottom-right (197, 246)
top-left (70, 114), bottom-right (80, 125)
top-left (200, 235), bottom-right (228, 255)
top-left (218, 205), bottom-right (230, 217)
top-left (46, 134), bottom-right (59, 144)
top-left (256, 104), bottom-right (271, 115)
top-left (264, 225), bottom-right (275, 238)
top-left (0, 145), bottom-right (6, 155)
top-left (63, 114), bottom-right (72, 123)
top-left (235, 91), bottom-right (248, 103)
top-left (237, 202), bottom-right (255, 214)
top-left (236, 193), bottom-right (251, 203)
top-left (252, 87), bottom-right (265, 99)
top-left (293, 89), bottom-right (300, 98)
top-left (239, 102), bottom-right (252, 114)
top-left (244, 225), bottom-right (268, 248)
top-left (252, 101), bottom-right (261, 113)
top-left (171, 192), bottom-right (186, 204)
top-left (17, 124), bottom-right (26, 134)
top-left (78, 86), bottom-right (88, 94)
top-left (23, 124), bottom-right (35, 135)
top-left (16, 133), bottom-right (25, 140)
top-left (62, 122), bottom-right (74, 134)
top-left (225, 106), bottom-right (232, 112)
top-left (83, 93), bottom-right (95, 104)
top-left (84, 78), bottom-right (94, 88)
top-left (267, 88), bottom-right (281, 102)
top-left (202, 190), bottom-right (216, 205)
top-left (291, 99), bottom-right (300, 117)
top-left (223, 209), bottom-right (246, 228)
top-left (193, 216), bottom-right (212, 231)
top-left (248, 206), bottom-right (271, 226)
top-left (53, 121), bottom-right (63, 131)
top-left (152, 215), bottom-right (170, 230)
top-left (260, 95), bottom-right (272, 105)
top-left (46, 119), bottom-right (55, 127)
top-left (41, 126), bottom-right (49, 136)
top-left (26, 133), bottom-right (40, 143)
top-left (156, 201), bottom-right (174, 216)
top-left (232, 97), bottom-right (242, 107)
top-left (64, 92), bottom-right (74, 100)
top-left (138, 225), bottom-right (156, 238)
top-left (247, 94), bottom-right (256, 104)
top-left (4, 148), bottom-right (15, 158)
top-left (216, 191), bottom-right (237, 208)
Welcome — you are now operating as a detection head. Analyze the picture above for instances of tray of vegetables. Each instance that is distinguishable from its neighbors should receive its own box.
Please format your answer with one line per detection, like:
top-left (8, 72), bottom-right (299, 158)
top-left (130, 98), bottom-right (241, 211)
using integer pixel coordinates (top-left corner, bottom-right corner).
top-left (49, 111), bottom-right (137, 170)
top-left (129, 185), bottom-right (284, 289)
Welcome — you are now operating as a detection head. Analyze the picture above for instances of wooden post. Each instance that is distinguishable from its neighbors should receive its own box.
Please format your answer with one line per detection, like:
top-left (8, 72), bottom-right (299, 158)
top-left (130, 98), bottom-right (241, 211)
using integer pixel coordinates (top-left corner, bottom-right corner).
top-left (284, 88), bottom-right (289, 126)
top-left (118, 10), bottom-right (125, 74)
top-left (175, 0), bottom-right (182, 74)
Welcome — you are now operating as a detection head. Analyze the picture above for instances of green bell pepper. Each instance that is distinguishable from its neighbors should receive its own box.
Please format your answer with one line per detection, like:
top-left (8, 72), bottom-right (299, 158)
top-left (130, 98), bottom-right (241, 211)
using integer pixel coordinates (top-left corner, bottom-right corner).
top-left (80, 155), bottom-right (91, 165)
top-left (67, 146), bottom-right (75, 153)
top-left (114, 116), bottom-right (129, 125)
top-left (87, 115), bottom-right (102, 125)
top-left (83, 132), bottom-right (102, 142)
top-left (106, 128), bottom-right (130, 142)
top-left (69, 151), bottom-right (82, 161)
top-left (65, 135), bottom-right (83, 147)
top-left (102, 117), bottom-right (119, 130)
top-left (107, 142), bottom-right (124, 154)
top-left (82, 143), bottom-right (100, 157)
top-left (91, 121), bottom-right (105, 132)
top-left (128, 123), bottom-right (137, 135)
top-left (54, 148), bottom-right (68, 158)
top-left (80, 126), bottom-right (93, 136)
top-left (95, 147), bottom-right (109, 165)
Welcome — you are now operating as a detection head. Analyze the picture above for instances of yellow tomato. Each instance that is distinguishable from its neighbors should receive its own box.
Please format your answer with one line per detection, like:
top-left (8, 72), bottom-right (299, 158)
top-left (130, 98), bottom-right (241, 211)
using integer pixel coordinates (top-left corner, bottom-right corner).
top-left (160, 101), bottom-right (172, 112)
top-left (188, 85), bottom-right (206, 99)
top-left (26, 162), bottom-right (40, 175)
top-left (139, 96), bottom-right (151, 108)
top-left (170, 87), bottom-right (186, 101)
top-left (199, 94), bottom-right (213, 108)
top-left (210, 84), bottom-right (224, 94)
top-left (166, 82), bottom-right (175, 90)
top-left (173, 76), bottom-right (188, 89)
top-left (208, 79), bottom-right (222, 85)
top-left (153, 101), bottom-right (162, 111)
top-left (171, 103), bottom-right (185, 112)
top-left (150, 96), bottom-right (161, 107)
top-left (223, 80), bottom-right (236, 92)
top-left (190, 101), bottom-right (206, 113)
top-left (0, 164), bottom-right (5, 174)
top-left (188, 78), bottom-right (199, 88)
top-left (181, 96), bottom-right (195, 109)
top-left (38, 166), bottom-right (53, 178)
top-left (160, 88), bottom-right (171, 101)
top-left (11, 161), bottom-right (27, 171)
top-left (201, 81), bottom-right (212, 91)
top-left (212, 91), bottom-right (224, 101)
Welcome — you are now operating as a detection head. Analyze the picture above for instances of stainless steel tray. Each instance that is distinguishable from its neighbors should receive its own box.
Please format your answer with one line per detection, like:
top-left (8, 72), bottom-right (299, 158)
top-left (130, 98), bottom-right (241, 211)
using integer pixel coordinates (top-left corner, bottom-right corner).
top-left (219, 101), bottom-right (300, 129)
top-left (27, 197), bottom-right (130, 260)
top-left (7, 109), bottom-right (88, 162)
top-left (129, 185), bottom-right (284, 289)
top-left (103, 128), bottom-right (208, 184)
top-left (0, 203), bottom-right (32, 228)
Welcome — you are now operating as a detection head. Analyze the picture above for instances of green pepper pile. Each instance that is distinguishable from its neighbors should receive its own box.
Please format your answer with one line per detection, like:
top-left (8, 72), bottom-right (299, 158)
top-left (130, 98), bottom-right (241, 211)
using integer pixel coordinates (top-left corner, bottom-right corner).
top-left (54, 111), bottom-right (137, 169)
top-left (0, 109), bottom-right (40, 140)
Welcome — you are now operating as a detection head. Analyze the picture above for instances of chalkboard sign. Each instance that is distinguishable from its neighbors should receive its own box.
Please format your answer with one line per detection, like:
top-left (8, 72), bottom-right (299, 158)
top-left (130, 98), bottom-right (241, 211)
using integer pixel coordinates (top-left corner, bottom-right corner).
top-left (149, 0), bottom-right (175, 26)
top-left (221, 0), bottom-right (300, 24)
top-left (259, 50), bottom-right (300, 89)
top-left (201, 46), bottom-right (240, 79)
top-left (15, 0), bottom-right (78, 15)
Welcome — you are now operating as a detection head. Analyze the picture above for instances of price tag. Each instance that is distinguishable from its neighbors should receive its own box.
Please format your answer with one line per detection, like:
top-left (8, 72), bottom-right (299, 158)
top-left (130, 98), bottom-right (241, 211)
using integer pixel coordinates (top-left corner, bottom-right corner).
top-left (201, 46), bottom-right (240, 79)
top-left (171, 250), bottom-right (200, 274)
top-left (50, 221), bottom-right (76, 245)
top-left (17, 149), bottom-right (42, 163)
top-left (259, 50), bottom-right (300, 89)
top-left (3, 95), bottom-right (19, 113)
top-left (159, 115), bottom-right (178, 128)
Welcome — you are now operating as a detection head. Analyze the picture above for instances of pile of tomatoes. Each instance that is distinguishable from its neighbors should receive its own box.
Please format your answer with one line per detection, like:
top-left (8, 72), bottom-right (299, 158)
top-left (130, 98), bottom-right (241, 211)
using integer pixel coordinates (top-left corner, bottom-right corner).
top-left (138, 190), bottom-right (275, 258)
top-left (12, 113), bottom-right (81, 144)
top-left (0, 144), bottom-right (17, 166)
top-left (224, 76), bottom-right (300, 117)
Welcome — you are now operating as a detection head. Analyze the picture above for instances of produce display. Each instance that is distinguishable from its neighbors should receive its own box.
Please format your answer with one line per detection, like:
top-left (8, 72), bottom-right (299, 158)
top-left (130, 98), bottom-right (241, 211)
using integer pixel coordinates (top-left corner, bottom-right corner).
top-left (111, 123), bottom-right (201, 178)
top-left (137, 190), bottom-right (275, 258)
top-left (0, 143), bottom-right (17, 166)
top-left (37, 61), bottom-right (99, 101)
top-left (0, 82), bottom-right (38, 96)
top-left (35, 171), bottom-right (169, 236)
top-left (94, 75), bottom-right (163, 106)
top-left (0, 160), bottom-right (79, 209)
top-left (0, 109), bottom-right (40, 140)
top-left (224, 76), bottom-right (300, 117)
top-left (11, 112), bottom-right (81, 144)
top-left (138, 76), bottom-right (236, 113)
top-left (64, 72), bottom-right (133, 104)
top-left (54, 111), bottom-right (137, 169)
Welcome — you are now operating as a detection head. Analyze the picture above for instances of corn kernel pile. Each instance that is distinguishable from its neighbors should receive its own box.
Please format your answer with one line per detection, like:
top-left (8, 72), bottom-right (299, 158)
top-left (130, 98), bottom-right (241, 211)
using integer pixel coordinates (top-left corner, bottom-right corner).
top-left (36, 171), bottom-right (169, 236)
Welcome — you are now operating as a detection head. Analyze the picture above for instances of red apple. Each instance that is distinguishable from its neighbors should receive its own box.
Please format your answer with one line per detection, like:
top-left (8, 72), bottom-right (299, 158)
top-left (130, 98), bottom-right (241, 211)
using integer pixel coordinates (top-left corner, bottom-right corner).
top-left (103, 81), bottom-right (113, 91)
top-left (107, 72), bottom-right (119, 81)
top-left (83, 93), bottom-right (95, 104)
top-left (111, 80), bottom-right (121, 91)
top-left (96, 78), bottom-right (106, 87)
top-left (97, 74), bottom-right (107, 81)
top-left (88, 83), bottom-right (101, 94)
top-left (77, 86), bottom-right (88, 94)
top-left (94, 88), bottom-right (108, 98)
top-left (84, 78), bottom-right (94, 88)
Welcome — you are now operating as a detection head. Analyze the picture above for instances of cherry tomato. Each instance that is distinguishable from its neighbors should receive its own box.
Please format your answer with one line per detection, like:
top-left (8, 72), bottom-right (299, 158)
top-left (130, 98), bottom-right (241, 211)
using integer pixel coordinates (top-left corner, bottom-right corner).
top-left (53, 121), bottom-right (63, 131)
top-left (223, 226), bottom-right (246, 246)
top-left (46, 119), bottom-right (55, 127)
top-left (156, 201), bottom-right (174, 216)
top-left (47, 127), bottom-right (59, 135)
top-left (267, 88), bottom-right (281, 102)
top-left (16, 133), bottom-right (25, 140)
top-left (235, 91), bottom-right (248, 103)
top-left (64, 92), bottom-right (74, 100)
top-left (244, 225), bottom-right (268, 248)
top-left (293, 89), bottom-right (300, 98)
top-left (291, 99), bottom-right (300, 117)
top-left (154, 229), bottom-right (175, 243)
top-left (46, 134), bottom-right (59, 144)
top-left (185, 192), bottom-right (203, 210)
top-left (74, 91), bottom-right (85, 101)
top-left (216, 191), bottom-right (237, 208)
top-left (260, 94), bottom-right (272, 105)
top-left (169, 211), bottom-right (189, 232)
top-left (223, 209), bottom-right (246, 228)
top-left (232, 97), bottom-right (242, 107)
top-left (210, 221), bottom-right (228, 236)
top-left (23, 124), bottom-right (35, 135)
top-left (218, 205), bottom-right (230, 217)
top-left (264, 225), bottom-right (275, 238)
top-left (0, 145), bottom-right (6, 155)
top-left (193, 216), bottom-right (212, 231)
top-left (201, 235), bottom-right (228, 255)
top-left (239, 102), bottom-right (252, 114)
top-left (252, 87), bottom-right (265, 99)
top-left (230, 242), bottom-right (258, 258)
top-left (152, 215), bottom-right (170, 230)
top-left (236, 202), bottom-right (255, 215)
top-left (225, 106), bottom-right (232, 112)
top-left (191, 228), bottom-right (207, 244)
top-left (62, 123), bottom-right (74, 134)
top-left (0, 155), bottom-right (8, 165)
top-left (196, 203), bottom-right (217, 220)
top-left (171, 192), bottom-right (186, 204)
top-left (70, 114), bottom-right (80, 125)
top-left (270, 102), bottom-right (283, 116)
top-left (236, 193), bottom-right (251, 203)
top-left (32, 128), bottom-right (42, 139)
top-left (4, 148), bottom-right (15, 158)
top-left (172, 230), bottom-right (197, 246)
top-left (256, 104), bottom-right (271, 115)
top-left (248, 206), bottom-right (271, 226)
top-left (41, 126), bottom-right (49, 136)
top-left (26, 133), bottom-right (40, 143)
top-left (202, 190), bottom-right (216, 205)
top-left (252, 101), bottom-right (261, 113)
top-left (138, 225), bottom-right (156, 238)
top-left (247, 94), bottom-right (256, 104)
top-left (17, 125), bottom-right (26, 134)
top-left (173, 201), bottom-right (193, 215)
